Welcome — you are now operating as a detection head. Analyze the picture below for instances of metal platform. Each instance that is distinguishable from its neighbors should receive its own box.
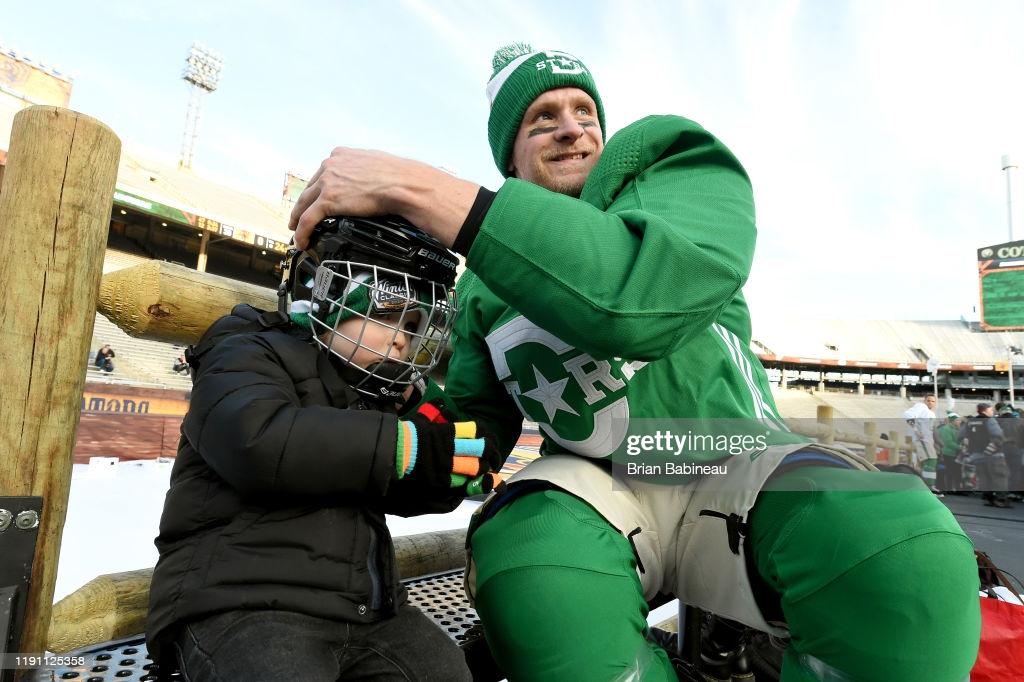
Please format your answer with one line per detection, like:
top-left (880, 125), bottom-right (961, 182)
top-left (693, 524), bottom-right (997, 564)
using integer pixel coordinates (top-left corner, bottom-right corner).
top-left (29, 569), bottom-right (502, 682)
top-left (27, 636), bottom-right (168, 681)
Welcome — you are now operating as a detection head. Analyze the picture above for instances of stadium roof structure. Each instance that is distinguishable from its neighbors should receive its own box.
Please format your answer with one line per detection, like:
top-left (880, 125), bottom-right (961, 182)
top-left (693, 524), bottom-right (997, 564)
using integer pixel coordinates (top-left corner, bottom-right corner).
top-left (0, 42), bottom-right (73, 86)
top-left (752, 317), bottom-right (1024, 372)
top-left (114, 148), bottom-right (295, 255)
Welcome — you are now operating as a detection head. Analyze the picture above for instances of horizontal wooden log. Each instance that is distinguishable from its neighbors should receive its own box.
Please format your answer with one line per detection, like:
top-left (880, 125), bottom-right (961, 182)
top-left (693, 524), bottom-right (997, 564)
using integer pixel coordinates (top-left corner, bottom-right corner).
top-left (97, 261), bottom-right (278, 345)
top-left (47, 528), bottom-right (468, 653)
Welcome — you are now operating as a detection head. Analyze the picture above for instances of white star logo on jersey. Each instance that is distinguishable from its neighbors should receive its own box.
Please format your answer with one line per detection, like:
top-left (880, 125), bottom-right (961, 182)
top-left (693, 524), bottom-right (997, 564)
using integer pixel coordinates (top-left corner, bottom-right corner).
top-left (485, 315), bottom-right (635, 457)
top-left (522, 365), bottom-right (580, 421)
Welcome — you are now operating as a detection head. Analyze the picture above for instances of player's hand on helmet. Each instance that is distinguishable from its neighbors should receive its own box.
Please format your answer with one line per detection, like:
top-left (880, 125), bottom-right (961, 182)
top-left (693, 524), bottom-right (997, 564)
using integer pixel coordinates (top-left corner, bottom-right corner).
top-left (290, 148), bottom-right (403, 249)
top-left (393, 401), bottom-right (503, 495)
top-left (289, 148), bottom-right (477, 251)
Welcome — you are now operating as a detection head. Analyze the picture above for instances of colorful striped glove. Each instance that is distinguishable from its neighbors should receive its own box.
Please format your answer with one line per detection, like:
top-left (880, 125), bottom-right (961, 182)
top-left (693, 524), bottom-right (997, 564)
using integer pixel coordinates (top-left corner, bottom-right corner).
top-left (395, 401), bottom-right (501, 495)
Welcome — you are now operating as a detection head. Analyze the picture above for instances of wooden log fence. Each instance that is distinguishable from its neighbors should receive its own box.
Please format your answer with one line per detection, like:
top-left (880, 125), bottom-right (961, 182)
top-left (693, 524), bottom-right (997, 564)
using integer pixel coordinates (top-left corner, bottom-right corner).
top-left (789, 405), bottom-right (915, 465)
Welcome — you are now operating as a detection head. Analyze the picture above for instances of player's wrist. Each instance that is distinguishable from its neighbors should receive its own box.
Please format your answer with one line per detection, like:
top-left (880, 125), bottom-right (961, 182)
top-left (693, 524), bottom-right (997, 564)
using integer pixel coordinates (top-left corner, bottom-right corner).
top-left (387, 164), bottom-right (479, 249)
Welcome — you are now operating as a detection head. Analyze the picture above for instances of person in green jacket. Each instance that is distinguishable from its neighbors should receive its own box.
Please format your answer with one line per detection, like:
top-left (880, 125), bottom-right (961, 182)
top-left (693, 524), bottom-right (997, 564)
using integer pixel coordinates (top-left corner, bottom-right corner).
top-left (936, 412), bottom-right (963, 492)
top-left (290, 44), bottom-right (980, 682)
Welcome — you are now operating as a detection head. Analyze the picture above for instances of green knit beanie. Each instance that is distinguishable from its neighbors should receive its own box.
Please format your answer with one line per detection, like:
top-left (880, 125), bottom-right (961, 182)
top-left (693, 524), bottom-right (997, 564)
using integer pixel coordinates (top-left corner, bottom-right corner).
top-left (290, 275), bottom-right (428, 334)
top-left (289, 276), bottom-right (377, 332)
top-left (486, 42), bottom-right (606, 177)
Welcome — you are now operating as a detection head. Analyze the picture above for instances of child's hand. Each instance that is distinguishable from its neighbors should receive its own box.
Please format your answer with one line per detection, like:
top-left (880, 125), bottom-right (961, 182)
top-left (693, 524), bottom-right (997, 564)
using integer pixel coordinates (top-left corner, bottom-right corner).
top-left (394, 401), bottom-right (503, 494)
top-left (449, 471), bottom-right (501, 496)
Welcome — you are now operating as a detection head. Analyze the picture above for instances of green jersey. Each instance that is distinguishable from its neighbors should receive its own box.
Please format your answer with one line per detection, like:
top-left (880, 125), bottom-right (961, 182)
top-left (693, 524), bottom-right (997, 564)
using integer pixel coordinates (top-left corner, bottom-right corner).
top-left (446, 115), bottom-right (802, 462)
top-left (936, 423), bottom-right (960, 457)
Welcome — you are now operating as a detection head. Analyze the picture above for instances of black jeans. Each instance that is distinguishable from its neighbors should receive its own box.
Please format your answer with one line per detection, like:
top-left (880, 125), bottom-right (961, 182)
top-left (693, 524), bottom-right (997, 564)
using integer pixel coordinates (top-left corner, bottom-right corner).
top-left (1005, 444), bottom-right (1021, 492)
top-left (174, 607), bottom-right (472, 682)
top-left (974, 453), bottom-right (1010, 503)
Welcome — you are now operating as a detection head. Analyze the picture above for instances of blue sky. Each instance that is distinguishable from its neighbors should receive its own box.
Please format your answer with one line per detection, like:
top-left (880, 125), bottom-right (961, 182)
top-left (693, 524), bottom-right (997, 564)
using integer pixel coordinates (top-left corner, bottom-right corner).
top-left (5, 0), bottom-right (1024, 324)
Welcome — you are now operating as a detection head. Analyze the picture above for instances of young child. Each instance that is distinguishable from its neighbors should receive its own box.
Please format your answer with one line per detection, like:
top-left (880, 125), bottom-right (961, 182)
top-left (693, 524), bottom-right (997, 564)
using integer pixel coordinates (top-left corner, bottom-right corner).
top-left (146, 216), bottom-right (499, 681)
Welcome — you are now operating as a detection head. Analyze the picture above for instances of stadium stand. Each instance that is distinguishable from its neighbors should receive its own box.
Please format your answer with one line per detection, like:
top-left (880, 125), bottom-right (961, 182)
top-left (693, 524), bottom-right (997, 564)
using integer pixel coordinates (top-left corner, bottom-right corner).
top-left (753, 317), bottom-right (1024, 366)
top-left (101, 247), bottom-right (150, 274)
top-left (117, 148), bottom-right (290, 242)
top-left (88, 312), bottom-right (192, 390)
top-left (87, 249), bottom-right (193, 390)
top-left (753, 316), bottom-right (1024, 406)
top-left (771, 388), bottom-right (944, 421)
top-left (770, 388), bottom-right (831, 420)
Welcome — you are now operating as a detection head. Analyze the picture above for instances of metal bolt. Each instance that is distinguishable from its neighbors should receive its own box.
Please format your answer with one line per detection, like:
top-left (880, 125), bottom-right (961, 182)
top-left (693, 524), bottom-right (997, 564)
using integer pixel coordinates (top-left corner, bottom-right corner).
top-left (15, 510), bottom-right (39, 530)
top-left (0, 509), bottom-right (11, 532)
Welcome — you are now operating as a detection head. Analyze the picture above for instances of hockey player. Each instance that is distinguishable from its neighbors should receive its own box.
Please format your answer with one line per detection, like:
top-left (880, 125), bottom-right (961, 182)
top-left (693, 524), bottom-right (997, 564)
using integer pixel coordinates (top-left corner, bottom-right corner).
top-left (290, 45), bottom-right (980, 682)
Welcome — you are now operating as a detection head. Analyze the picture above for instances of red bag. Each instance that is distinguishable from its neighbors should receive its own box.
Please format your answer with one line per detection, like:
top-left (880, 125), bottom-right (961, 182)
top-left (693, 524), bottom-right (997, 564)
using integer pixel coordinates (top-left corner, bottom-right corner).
top-left (971, 596), bottom-right (1024, 681)
top-left (971, 551), bottom-right (1024, 681)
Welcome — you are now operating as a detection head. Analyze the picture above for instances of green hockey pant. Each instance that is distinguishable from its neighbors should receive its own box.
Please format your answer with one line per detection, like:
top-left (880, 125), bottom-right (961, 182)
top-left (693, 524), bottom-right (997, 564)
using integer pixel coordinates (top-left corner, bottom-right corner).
top-left (469, 467), bottom-right (980, 681)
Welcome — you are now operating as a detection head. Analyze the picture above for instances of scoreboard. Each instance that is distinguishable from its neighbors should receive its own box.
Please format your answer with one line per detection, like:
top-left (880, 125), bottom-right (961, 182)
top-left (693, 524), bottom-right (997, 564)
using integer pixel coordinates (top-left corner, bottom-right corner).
top-left (978, 239), bottom-right (1024, 331)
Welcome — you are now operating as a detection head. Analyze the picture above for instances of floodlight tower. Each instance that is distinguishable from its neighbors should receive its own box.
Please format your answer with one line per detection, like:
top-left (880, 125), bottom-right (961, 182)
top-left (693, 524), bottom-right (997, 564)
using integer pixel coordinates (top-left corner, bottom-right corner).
top-left (1002, 154), bottom-right (1017, 242)
top-left (179, 42), bottom-right (223, 169)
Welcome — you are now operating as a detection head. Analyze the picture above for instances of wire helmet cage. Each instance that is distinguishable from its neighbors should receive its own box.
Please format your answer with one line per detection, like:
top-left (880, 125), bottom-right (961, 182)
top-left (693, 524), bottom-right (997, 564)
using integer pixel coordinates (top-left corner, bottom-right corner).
top-left (283, 215), bottom-right (459, 403)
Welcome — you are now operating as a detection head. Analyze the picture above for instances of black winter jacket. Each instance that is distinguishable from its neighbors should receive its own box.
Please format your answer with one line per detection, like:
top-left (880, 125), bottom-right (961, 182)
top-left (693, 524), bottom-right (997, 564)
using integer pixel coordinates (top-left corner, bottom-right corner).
top-left (145, 320), bottom-right (458, 662)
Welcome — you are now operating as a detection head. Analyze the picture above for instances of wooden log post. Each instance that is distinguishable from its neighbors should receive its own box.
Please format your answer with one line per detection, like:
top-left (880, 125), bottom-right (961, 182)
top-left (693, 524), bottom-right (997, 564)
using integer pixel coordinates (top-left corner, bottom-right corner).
top-left (47, 528), bottom-right (469, 653)
top-left (863, 421), bottom-right (878, 463)
top-left (816, 405), bottom-right (835, 445)
top-left (0, 107), bottom-right (120, 663)
top-left (97, 261), bottom-right (277, 345)
top-left (196, 229), bottom-right (211, 273)
top-left (888, 430), bottom-right (900, 464)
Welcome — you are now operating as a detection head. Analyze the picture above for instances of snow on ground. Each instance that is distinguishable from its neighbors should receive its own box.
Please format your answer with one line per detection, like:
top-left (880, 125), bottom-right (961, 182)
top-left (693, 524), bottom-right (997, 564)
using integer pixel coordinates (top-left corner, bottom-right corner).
top-left (57, 460), bottom-right (171, 601)
top-left (55, 458), bottom-right (481, 601)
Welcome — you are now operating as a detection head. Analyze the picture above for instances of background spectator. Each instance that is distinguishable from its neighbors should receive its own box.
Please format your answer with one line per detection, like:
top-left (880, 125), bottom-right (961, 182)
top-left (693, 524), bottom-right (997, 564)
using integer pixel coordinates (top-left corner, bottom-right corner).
top-left (998, 404), bottom-right (1021, 501)
top-left (172, 354), bottom-right (190, 376)
top-left (94, 343), bottom-right (115, 373)
top-left (958, 402), bottom-right (1009, 508)
top-left (903, 394), bottom-right (938, 491)
top-left (936, 412), bottom-right (962, 493)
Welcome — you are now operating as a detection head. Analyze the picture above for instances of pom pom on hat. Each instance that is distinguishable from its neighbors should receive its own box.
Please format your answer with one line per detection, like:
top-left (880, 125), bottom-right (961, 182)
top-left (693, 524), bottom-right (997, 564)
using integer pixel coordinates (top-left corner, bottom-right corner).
top-left (490, 42), bottom-right (536, 77)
